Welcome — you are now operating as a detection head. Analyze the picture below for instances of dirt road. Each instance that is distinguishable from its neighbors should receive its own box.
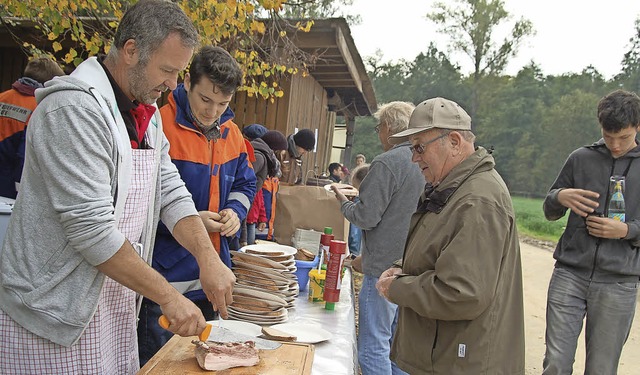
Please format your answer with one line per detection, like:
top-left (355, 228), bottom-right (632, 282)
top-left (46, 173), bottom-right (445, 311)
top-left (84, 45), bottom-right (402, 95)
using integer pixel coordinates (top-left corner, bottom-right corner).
top-left (521, 242), bottom-right (640, 374)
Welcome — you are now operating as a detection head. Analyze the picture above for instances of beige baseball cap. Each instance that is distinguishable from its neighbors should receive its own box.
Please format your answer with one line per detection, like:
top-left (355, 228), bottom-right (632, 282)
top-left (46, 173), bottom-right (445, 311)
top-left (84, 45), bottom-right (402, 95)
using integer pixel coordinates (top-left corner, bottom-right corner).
top-left (388, 97), bottom-right (471, 144)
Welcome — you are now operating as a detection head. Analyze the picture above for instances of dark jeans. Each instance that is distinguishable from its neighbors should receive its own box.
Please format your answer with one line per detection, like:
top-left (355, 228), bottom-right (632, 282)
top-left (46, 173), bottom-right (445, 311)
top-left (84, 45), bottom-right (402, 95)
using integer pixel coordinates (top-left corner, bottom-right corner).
top-left (137, 297), bottom-right (217, 367)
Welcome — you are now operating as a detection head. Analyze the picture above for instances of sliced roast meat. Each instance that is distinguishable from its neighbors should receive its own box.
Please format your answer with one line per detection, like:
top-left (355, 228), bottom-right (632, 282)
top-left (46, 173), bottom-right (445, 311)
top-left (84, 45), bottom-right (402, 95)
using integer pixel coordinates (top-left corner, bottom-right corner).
top-left (192, 340), bottom-right (260, 371)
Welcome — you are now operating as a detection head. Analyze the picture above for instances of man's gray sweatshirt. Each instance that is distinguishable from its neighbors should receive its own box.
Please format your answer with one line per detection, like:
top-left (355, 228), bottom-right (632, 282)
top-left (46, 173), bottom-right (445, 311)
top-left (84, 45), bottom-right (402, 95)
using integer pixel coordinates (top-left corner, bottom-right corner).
top-left (341, 142), bottom-right (424, 277)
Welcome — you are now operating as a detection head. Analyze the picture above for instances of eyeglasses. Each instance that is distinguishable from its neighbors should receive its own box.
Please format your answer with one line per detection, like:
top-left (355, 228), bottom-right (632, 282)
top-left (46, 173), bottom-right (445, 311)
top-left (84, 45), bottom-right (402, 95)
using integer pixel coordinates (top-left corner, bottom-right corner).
top-left (374, 123), bottom-right (383, 133)
top-left (410, 132), bottom-right (449, 154)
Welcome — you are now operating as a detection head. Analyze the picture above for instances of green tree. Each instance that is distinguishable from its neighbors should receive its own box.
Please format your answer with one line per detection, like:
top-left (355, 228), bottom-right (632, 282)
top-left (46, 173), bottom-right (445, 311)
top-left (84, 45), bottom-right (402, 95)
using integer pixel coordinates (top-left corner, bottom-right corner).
top-left (427, 0), bottom-right (534, 121)
top-left (364, 50), bottom-right (413, 104)
top-left (281, 0), bottom-right (360, 25)
top-left (352, 116), bottom-right (383, 164)
top-left (533, 90), bottom-right (602, 194)
top-left (545, 67), bottom-right (613, 104)
top-left (404, 42), bottom-right (468, 105)
top-left (616, 17), bottom-right (640, 92)
top-left (477, 63), bottom-right (546, 195)
top-left (0, 0), bottom-right (314, 100)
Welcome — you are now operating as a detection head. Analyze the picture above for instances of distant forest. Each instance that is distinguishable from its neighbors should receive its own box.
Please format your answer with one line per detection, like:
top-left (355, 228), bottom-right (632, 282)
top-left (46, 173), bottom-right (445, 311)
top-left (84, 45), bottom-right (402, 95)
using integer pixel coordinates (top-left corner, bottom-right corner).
top-left (351, 18), bottom-right (640, 198)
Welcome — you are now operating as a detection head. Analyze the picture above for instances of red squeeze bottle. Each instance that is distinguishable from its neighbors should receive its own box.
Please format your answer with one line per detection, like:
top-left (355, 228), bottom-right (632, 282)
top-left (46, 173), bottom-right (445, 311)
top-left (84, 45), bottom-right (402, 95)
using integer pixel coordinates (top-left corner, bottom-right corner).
top-left (319, 227), bottom-right (334, 266)
top-left (324, 239), bottom-right (347, 310)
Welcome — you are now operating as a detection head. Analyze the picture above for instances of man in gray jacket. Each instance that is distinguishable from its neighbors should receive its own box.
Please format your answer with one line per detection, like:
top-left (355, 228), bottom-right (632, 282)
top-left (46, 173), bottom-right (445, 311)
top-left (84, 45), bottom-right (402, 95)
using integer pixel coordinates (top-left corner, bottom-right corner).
top-left (0, 1), bottom-right (235, 373)
top-left (332, 101), bottom-right (424, 375)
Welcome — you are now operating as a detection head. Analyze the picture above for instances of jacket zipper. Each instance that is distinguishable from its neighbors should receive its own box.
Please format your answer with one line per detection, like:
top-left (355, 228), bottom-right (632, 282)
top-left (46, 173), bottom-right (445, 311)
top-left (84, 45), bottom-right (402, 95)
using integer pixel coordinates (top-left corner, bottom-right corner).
top-left (589, 159), bottom-right (617, 280)
top-left (431, 320), bottom-right (439, 369)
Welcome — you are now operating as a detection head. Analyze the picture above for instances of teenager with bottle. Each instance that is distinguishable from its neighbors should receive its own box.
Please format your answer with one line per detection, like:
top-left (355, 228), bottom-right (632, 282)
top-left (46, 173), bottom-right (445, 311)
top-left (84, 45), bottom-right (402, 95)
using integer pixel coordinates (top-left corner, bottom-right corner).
top-left (542, 89), bottom-right (640, 374)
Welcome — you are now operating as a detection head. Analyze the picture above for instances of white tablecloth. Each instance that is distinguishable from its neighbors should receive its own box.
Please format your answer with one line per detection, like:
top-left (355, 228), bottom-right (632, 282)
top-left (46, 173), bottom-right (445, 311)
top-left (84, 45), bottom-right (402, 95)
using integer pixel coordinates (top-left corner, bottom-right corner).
top-left (288, 268), bottom-right (358, 375)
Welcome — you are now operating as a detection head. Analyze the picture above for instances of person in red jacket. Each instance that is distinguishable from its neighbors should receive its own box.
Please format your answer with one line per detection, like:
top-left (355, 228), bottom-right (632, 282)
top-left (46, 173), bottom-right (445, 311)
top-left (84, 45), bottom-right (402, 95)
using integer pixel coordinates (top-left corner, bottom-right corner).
top-left (138, 46), bottom-right (256, 365)
top-left (0, 57), bottom-right (64, 198)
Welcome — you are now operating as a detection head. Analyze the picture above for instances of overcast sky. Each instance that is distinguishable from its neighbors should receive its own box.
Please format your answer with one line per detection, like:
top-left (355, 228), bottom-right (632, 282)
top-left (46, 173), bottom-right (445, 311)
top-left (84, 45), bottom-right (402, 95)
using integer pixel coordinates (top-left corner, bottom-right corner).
top-left (345, 0), bottom-right (640, 79)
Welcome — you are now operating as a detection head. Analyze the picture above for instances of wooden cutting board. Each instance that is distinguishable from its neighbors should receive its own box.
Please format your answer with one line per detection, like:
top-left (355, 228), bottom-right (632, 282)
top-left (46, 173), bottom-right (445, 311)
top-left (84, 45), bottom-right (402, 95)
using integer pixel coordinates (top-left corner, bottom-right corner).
top-left (138, 335), bottom-right (314, 375)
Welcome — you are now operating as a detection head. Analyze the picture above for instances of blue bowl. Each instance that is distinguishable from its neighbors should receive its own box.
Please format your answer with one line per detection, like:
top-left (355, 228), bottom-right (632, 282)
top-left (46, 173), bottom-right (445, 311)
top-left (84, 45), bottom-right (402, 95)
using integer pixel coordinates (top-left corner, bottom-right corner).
top-left (294, 256), bottom-right (320, 292)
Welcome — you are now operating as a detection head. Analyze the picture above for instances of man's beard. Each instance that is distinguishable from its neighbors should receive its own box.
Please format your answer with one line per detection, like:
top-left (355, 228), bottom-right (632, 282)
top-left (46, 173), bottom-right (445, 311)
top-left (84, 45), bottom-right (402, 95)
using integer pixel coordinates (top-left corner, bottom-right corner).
top-left (128, 62), bottom-right (168, 105)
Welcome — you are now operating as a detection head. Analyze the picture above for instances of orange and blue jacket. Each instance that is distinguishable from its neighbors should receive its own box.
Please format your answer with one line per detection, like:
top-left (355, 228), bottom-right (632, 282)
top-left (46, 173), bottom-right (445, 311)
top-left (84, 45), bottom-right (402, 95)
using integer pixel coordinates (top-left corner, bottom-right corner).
top-left (259, 176), bottom-right (280, 241)
top-left (0, 81), bottom-right (39, 198)
top-left (153, 84), bottom-right (256, 301)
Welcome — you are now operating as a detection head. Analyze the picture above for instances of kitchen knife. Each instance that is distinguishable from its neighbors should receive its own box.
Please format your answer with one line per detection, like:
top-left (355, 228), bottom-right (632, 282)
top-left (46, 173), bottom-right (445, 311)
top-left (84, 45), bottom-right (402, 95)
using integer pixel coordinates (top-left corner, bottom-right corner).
top-left (158, 315), bottom-right (282, 350)
top-left (158, 315), bottom-right (211, 341)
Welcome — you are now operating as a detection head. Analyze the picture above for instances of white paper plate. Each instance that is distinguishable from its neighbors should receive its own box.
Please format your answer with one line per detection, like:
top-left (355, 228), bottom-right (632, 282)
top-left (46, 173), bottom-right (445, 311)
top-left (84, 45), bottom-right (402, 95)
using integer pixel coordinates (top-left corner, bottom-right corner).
top-left (323, 183), bottom-right (358, 196)
top-left (269, 323), bottom-right (333, 344)
top-left (241, 244), bottom-right (297, 257)
top-left (207, 319), bottom-right (262, 337)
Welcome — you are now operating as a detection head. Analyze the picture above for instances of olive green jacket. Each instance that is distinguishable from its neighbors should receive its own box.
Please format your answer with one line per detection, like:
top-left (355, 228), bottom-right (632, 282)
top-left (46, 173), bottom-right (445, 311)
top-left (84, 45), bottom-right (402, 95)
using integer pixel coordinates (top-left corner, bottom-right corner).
top-left (388, 147), bottom-right (525, 375)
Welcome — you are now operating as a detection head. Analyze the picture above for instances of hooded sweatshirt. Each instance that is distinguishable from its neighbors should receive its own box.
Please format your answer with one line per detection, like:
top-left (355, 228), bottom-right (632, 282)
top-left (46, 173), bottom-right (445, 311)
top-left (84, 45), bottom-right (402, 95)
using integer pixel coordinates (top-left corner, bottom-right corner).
top-left (0, 57), bottom-right (197, 347)
top-left (340, 142), bottom-right (424, 277)
top-left (544, 138), bottom-right (640, 282)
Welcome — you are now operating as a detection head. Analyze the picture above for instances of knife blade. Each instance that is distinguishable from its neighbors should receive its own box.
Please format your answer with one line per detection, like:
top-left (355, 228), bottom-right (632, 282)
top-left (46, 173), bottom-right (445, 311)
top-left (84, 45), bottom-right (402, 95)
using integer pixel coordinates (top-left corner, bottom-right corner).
top-left (157, 315), bottom-right (282, 350)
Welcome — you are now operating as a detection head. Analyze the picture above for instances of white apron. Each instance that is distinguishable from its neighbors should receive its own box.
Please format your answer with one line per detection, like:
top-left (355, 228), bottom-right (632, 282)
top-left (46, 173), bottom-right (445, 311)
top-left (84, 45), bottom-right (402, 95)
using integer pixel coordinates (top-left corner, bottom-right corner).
top-left (0, 147), bottom-right (156, 375)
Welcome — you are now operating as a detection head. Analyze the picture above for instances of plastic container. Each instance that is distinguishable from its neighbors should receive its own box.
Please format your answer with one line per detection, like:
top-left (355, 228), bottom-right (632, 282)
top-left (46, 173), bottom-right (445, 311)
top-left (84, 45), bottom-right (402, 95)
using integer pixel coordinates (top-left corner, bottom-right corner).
top-left (319, 227), bottom-right (334, 267)
top-left (608, 177), bottom-right (626, 222)
top-left (308, 269), bottom-right (326, 302)
top-left (324, 240), bottom-right (347, 310)
top-left (294, 256), bottom-right (320, 292)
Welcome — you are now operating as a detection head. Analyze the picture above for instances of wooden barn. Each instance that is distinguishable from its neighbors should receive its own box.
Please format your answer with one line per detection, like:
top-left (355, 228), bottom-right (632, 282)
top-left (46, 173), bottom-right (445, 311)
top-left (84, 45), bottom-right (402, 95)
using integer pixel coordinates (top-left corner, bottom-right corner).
top-left (0, 17), bottom-right (377, 181)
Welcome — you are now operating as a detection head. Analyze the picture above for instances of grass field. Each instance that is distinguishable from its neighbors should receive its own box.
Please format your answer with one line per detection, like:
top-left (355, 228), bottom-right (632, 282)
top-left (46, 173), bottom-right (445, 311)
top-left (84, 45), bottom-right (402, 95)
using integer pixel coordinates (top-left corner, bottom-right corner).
top-left (512, 196), bottom-right (567, 242)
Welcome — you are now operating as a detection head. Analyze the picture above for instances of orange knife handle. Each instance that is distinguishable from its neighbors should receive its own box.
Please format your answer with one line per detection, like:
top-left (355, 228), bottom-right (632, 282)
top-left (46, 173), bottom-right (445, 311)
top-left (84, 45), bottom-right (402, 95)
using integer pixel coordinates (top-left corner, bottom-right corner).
top-left (158, 314), bottom-right (210, 341)
top-left (158, 315), bottom-right (170, 330)
top-left (199, 324), bottom-right (212, 341)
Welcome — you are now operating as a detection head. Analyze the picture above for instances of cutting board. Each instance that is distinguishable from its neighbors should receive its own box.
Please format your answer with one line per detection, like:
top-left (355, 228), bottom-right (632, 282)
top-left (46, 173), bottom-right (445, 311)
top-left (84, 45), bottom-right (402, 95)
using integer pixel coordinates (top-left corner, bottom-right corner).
top-left (138, 335), bottom-right (315, 375)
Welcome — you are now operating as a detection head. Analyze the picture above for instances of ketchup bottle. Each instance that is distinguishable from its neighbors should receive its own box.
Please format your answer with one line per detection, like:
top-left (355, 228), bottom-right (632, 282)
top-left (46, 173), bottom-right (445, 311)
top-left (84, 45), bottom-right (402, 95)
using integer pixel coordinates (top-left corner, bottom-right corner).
top-left (319, 227), bottom-right (334, 266)
top-left (323, 239), bottom-right (347, 310)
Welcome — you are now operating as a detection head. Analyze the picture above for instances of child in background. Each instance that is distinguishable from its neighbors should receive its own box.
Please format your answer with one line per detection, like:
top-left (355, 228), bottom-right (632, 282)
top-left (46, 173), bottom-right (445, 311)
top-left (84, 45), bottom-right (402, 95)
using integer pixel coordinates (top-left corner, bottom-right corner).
top-left (346, 163), bottom-right (370, 272)
top-left (256, 130), bottom-right (288, 241)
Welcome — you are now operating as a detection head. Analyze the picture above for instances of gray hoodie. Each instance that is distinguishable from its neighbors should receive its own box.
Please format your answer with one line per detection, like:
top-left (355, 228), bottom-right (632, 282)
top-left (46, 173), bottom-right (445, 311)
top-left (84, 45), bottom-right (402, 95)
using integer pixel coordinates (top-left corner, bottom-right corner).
top-left (544, 139), bottom-right (640, 282)
top-left (340, 142), bottom-right (424, 277)
top-left (0, 57), bottom-right (197, 347)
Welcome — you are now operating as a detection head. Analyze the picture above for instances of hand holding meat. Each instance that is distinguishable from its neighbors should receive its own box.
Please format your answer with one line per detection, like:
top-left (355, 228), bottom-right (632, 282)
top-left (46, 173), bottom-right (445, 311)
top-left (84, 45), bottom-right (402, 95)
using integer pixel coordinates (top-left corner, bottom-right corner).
top-left (200, 259), bottom-right (236, 319)
top-left (557, 188), bottom-right (600, 217)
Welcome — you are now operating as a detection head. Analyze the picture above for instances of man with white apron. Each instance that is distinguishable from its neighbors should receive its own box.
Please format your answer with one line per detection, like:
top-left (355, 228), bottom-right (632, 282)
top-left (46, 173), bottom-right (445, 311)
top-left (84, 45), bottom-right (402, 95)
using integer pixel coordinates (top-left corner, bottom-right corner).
top-left (0, 1), bottom-right (235, 373)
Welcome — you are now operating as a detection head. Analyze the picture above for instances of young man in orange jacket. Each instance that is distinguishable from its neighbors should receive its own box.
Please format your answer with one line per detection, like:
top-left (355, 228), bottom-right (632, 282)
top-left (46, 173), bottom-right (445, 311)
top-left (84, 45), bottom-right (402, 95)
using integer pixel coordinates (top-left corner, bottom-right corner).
top-left (138, 46), bottom-right (256, 365)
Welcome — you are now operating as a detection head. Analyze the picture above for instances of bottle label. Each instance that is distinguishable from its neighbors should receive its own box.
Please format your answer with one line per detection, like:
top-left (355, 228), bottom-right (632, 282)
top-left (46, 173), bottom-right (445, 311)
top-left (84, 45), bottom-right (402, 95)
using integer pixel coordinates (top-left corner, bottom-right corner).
top-left (610, 213), bottom-right (625, 222)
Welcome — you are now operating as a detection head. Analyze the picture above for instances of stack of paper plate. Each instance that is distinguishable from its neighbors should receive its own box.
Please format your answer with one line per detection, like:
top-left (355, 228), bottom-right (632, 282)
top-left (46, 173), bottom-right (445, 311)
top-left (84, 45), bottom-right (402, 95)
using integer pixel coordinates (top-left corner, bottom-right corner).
top-left (231, 248), bottom-right (299, 309)
top-left (228, 286), bottom-right (289, 325)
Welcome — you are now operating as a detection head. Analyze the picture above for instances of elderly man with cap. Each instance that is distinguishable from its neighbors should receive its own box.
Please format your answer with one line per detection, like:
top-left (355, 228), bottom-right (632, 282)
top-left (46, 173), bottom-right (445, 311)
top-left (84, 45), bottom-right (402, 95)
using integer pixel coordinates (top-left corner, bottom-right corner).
top-left (375, 97), bottom-right (525, 374)
top-left (280, 128), bottom-right (315, 185)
